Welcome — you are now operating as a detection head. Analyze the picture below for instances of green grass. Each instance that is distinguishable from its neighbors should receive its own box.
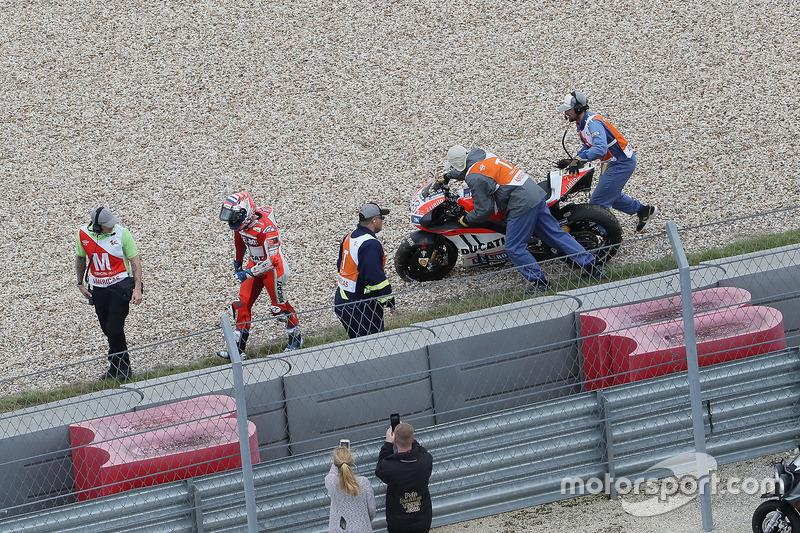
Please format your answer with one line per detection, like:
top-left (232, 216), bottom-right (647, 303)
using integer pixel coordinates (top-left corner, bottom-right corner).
top-left (2, 228), bottom-right (799, 414)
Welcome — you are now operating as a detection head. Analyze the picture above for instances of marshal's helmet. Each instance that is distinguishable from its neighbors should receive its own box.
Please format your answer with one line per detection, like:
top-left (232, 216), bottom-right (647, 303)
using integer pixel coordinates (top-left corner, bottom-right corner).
top-left (445, 145), bottom-right (468, 172)
top-left (220, 191), bottom-right (256, 230)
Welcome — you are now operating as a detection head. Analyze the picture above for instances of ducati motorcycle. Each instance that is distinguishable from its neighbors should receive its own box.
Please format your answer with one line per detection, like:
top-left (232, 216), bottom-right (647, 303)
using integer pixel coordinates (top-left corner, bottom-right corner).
top-left (395, 163), bottom-right (623, 282)
top-left (752, 453), bottom-right (800, 532)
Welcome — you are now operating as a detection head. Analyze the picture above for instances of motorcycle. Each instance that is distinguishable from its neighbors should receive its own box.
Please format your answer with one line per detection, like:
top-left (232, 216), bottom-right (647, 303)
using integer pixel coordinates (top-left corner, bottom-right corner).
top-left (394, 162), bottom-right (623, 282)
top-left (752, 452), bottom-right (800, 532)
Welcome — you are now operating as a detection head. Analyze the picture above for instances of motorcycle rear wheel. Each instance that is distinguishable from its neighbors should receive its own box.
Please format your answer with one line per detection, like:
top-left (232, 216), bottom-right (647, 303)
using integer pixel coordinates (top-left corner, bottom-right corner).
top-left (562, 203), bottom-right (622, 265)
top-left (394, 236), bottom-right (458, 282)
top-left (752, 500), bottom-right (800, 533)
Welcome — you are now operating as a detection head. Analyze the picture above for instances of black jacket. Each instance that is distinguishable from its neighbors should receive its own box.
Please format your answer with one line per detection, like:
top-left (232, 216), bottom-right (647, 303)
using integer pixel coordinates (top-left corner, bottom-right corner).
top-left (375, 441), bottom-right (433, 532)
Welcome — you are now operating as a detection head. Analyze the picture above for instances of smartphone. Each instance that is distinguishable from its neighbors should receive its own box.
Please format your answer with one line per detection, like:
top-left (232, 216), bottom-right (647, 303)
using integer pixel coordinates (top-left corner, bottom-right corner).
top-left (390, 413), bottom-right (400, 432)
top-left (339, 439), bottom-right (350, 449)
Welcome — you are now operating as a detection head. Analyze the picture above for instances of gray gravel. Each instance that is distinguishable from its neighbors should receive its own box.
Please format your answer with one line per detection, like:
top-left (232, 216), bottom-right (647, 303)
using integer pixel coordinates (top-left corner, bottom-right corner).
top-left (4, 0), bottom-right (798, 388)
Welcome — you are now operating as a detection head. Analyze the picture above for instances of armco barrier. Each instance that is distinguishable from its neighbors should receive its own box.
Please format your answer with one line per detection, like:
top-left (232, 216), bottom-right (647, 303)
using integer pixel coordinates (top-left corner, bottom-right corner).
top-left (603, 348), bottom-right (800, 481)
top-left (2, 347), bottom-right (798, 532)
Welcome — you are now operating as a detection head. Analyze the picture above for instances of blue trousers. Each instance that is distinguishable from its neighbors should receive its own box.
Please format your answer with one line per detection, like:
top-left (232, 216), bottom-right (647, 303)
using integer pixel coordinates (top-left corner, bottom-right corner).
top-left (590, 154), bottom-right (643, 215)
top-left (334, 292), bottom-right (385, 339)
top-left (505, 201), bottom-right (595, 282)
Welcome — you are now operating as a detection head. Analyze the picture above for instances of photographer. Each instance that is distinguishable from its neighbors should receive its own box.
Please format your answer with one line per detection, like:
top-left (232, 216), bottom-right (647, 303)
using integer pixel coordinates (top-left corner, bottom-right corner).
top-left (375, 422), bottom-right (433, 533)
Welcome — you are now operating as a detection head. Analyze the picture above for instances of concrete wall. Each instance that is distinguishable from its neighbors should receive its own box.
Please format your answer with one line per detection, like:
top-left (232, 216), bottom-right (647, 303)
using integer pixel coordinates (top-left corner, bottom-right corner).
top-left (703, 244), bottom-right (800, 348)
top-left (421, 296), bottom-right (581, 423)
top-left (282, 328), bottom-right (435, 454)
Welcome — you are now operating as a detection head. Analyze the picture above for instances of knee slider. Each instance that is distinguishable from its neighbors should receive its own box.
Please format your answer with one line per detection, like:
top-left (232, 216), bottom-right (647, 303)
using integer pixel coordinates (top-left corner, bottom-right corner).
top-left (271, 306), bottom-right (290, 323)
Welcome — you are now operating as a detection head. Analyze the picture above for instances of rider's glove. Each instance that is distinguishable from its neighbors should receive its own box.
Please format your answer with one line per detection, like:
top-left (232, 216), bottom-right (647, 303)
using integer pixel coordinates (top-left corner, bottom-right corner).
top-left (458, 216), bottom-right (469, 228)
top-left (556, 158), bottom-right (572, 170)
top-left (233, 261), bottom-right (242, 273)
top-left (236, 268), bottom-right (253, 283)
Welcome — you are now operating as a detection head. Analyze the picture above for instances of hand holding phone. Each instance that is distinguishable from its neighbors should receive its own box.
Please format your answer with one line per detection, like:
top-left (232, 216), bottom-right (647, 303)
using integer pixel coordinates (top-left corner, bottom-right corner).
top-left (390, 413), bottom-right (400, 432)
top-left (339, 439), bottom-right (350, 449)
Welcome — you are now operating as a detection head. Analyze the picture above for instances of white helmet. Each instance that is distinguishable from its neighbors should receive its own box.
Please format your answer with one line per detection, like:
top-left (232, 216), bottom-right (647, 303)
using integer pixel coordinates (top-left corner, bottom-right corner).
top-left (445, 145), bottom-right (468, 172)
top-left (219, 191), bottom-right (256, 230)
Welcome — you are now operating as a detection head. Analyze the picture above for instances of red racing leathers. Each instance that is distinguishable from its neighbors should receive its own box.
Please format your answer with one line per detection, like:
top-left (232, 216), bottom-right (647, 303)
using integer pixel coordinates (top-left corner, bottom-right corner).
top-left (230, 206), bottom-right (299, 342)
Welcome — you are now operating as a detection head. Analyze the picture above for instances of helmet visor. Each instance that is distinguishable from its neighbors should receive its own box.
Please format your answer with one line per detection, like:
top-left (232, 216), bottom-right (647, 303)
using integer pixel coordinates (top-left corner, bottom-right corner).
top-left (220, 206), bottom-right (245, 228)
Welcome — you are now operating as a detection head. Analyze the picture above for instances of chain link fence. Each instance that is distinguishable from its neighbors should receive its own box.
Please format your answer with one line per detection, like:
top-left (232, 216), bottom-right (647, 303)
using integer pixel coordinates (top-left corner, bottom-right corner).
top-left (1, 208), bottom-right (799, 532)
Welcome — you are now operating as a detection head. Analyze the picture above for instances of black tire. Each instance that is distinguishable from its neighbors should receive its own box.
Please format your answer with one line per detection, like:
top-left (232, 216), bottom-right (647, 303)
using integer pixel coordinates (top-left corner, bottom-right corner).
top-left (562, 203), bottom-right (623, 265)
top-left (394, 236), bottom-right (458, 282)
top-left (752, 500), bottom-right (800, 533)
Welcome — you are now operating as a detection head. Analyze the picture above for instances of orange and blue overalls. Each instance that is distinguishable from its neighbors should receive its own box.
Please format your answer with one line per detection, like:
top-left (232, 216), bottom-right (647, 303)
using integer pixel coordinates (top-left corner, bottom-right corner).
top-left (577, 111), bottom-right (643, 216)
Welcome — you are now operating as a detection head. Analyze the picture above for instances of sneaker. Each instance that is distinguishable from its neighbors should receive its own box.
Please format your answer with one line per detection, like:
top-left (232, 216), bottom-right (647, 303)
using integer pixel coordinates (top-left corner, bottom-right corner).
top-left (636, 205), bottom-right (658, 232)
top-left (216, 349), bottom-right (247, 360)
top-left (525, 278), bottom-right (551, 296)
top-left (284, 332), bottom-right (303, 352)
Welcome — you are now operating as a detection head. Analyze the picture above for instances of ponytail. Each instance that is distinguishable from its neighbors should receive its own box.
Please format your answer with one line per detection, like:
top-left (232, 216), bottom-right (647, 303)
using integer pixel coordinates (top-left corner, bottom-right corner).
top-left (332, 446), bottom-right (361, 497)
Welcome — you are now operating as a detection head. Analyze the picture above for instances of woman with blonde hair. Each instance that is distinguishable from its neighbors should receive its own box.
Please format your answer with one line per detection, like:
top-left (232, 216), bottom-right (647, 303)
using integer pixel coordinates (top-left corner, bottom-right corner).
top-left (325, 445), bottom-right (376, 532)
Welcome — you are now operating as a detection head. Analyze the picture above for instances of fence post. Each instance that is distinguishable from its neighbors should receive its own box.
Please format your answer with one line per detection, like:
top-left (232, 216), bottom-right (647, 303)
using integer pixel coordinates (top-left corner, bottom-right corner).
top-left (597, 390), bottom-right (617, 500)
top-left (666, 220), bottom-right (714, 532)
top-left (221, 315), bottom-right (259, 533)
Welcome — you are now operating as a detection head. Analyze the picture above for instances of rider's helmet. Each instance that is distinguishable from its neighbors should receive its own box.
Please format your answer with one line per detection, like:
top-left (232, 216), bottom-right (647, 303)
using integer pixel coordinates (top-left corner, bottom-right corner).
top-left (445, 145), bottom-right (468, 172)
top-left (220, 191), bottom-right (257, 230)
top-left (557, 91), bottom-right (589, 114)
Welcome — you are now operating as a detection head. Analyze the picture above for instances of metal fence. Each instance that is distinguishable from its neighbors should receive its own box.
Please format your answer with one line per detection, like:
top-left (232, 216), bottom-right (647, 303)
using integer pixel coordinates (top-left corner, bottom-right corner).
top-left (1, 208), bottom-right (800, 532)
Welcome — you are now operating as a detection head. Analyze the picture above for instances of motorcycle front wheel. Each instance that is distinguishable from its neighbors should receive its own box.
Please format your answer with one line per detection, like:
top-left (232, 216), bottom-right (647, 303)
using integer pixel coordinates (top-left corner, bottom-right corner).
top-left (563, 203), bottom-right (623, 265)
top-left (752, 500), bottom-right (800, 533)
top-left (394, 236), bottom-right (458, 282)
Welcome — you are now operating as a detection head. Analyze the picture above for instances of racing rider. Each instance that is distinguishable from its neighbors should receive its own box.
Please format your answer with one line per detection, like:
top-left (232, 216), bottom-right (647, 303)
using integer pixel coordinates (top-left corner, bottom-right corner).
top-left (217, 191), bottom-right (302, 358)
